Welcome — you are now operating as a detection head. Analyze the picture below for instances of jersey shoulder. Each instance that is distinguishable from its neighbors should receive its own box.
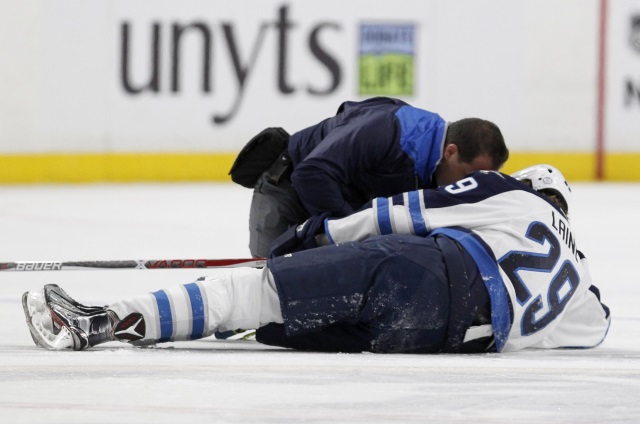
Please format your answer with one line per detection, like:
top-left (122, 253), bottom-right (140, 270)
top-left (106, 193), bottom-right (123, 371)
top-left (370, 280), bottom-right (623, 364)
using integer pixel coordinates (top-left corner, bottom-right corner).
top-left (468, 171), bottom-right (566, 215)
top-left (433, 171), bottom-right (526, 203)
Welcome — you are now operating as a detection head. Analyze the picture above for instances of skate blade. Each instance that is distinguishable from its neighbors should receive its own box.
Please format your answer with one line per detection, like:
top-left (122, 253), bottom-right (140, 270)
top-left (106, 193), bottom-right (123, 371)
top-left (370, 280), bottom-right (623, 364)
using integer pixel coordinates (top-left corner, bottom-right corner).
top-left (22, 291), bottom-right (73, 350)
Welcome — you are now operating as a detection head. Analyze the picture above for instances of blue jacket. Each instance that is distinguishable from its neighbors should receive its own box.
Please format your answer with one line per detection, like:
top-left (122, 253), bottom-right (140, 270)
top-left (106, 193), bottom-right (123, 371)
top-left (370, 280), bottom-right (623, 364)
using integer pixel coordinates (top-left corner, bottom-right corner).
top-left (288, 97), bottom-right (447, 216)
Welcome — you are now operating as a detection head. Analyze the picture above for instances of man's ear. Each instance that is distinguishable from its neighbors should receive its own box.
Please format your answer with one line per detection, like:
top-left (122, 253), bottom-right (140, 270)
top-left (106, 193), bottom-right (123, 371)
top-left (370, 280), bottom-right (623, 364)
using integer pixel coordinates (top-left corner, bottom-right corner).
top-left (443, 143), bottom-right (458, 160)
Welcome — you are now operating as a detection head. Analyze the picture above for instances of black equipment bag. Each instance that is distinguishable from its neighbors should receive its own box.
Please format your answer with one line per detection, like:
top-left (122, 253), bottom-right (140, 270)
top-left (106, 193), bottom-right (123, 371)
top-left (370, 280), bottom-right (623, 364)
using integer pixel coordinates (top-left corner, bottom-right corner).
top-left (228, 127), bottom-right (290, 188)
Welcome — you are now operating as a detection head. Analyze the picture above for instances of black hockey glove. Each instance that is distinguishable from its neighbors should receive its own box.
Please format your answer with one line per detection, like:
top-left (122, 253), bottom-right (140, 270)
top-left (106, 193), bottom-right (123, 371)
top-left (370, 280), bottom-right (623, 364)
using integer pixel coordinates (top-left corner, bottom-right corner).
top-left (269, 213), bottom-right (331, 258)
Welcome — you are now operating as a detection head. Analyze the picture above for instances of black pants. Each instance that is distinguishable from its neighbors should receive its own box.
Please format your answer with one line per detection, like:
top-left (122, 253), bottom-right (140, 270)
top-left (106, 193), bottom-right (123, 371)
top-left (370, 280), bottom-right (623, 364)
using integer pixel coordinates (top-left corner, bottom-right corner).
top-left (249, 174), bottom-right (308, 258)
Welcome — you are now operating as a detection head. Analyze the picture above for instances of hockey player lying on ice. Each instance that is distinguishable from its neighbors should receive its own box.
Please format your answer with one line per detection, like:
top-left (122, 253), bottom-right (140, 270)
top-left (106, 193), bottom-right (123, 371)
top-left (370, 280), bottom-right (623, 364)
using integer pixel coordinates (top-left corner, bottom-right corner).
top-left (23, 165), bottom-right (610, 354)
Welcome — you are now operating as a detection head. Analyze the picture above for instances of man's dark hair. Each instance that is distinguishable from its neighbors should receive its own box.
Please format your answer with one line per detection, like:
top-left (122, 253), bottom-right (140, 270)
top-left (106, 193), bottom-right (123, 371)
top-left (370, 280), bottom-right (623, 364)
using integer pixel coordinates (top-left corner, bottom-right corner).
top-left (445, 118), bottom-right (509, 169)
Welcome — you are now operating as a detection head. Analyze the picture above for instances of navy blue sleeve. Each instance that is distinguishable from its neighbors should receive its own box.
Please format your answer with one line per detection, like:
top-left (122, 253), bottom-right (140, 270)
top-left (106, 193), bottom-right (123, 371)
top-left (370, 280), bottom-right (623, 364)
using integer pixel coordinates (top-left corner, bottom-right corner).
top-left (291, 106), bottom-right (401, 216)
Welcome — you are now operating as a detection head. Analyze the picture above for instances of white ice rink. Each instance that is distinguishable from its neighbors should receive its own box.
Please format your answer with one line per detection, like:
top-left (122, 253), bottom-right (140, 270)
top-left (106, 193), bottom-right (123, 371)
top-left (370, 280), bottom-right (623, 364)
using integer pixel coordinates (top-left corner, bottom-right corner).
top-left (1, 182), bottom-right (639, 423)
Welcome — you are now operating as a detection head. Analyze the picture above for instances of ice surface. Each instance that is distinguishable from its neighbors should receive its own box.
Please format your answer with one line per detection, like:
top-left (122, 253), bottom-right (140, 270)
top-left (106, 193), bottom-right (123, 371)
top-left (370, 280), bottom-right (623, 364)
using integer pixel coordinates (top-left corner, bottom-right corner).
top-left (1, 182), bottom-right (639, 423)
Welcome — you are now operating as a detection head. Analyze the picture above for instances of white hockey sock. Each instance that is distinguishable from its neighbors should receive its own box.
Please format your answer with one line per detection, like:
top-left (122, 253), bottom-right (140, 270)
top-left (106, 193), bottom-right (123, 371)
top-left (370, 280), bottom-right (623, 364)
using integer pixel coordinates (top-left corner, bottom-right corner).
top-left (108, 268), bottom-right (283, 344)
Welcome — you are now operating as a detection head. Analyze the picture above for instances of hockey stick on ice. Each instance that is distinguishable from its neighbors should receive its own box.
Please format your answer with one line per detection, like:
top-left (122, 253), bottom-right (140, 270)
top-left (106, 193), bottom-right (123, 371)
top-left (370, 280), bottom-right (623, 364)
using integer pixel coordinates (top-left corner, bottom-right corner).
top-left (0, 258), bottom-right (267, 272)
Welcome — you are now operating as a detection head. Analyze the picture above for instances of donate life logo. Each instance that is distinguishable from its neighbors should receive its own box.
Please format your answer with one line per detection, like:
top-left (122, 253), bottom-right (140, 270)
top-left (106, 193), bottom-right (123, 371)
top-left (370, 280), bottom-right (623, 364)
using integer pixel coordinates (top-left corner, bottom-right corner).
top-left (359, 24), bottom-right (416, 96)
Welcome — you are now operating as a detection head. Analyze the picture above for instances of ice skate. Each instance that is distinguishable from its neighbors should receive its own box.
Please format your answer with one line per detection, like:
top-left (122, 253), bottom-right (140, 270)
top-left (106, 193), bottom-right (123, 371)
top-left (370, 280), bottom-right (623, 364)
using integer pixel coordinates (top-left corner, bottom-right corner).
top-left (22, 284), bottom-right (144, 351)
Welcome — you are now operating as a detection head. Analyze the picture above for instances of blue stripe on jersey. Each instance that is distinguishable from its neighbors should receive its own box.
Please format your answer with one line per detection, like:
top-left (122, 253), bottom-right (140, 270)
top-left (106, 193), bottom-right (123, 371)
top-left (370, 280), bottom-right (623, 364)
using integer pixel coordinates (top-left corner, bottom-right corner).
top-left (152, 290), bottom-right (173, 342)
top-left (184, 283), bottom-right (205, 340)
top-left (408, 191), bottom-right (428, 236)
top-left (324, 218), bottom-right (335, 244)
top-left (376, 197), bottom-right (393, 235)
top-left (431, 227), bottom-right (512, 352)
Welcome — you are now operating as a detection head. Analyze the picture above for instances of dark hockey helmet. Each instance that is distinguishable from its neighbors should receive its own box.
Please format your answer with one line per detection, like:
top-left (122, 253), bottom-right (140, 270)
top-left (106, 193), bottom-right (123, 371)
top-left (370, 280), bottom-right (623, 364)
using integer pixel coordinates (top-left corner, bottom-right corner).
top-left (512, 164), bottom-right (572, 215)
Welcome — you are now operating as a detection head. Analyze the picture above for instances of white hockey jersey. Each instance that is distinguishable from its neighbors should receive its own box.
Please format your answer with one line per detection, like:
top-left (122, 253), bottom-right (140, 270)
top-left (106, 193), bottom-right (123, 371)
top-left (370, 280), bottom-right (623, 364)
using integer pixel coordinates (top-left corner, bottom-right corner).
top-left (324, 171), bottom-right (610, 352)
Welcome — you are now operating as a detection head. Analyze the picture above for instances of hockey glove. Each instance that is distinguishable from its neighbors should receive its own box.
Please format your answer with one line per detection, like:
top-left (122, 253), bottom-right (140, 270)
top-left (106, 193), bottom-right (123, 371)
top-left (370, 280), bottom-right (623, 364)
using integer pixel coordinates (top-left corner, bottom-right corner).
top-left (269, 213), bottom-right (330, 258)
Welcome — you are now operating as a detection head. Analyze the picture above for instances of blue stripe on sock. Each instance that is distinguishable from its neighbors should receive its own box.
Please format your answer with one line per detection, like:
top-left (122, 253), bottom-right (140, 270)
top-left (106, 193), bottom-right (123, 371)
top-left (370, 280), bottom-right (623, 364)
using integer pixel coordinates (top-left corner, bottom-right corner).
top-left (152, 290), bottom-right (173, 342)
top-left (408, 191), bottom-right (428, 236)
top-left (376, 197), bottom-right (393, 235)
top-left (184, 283), bottom-right (205, 340)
